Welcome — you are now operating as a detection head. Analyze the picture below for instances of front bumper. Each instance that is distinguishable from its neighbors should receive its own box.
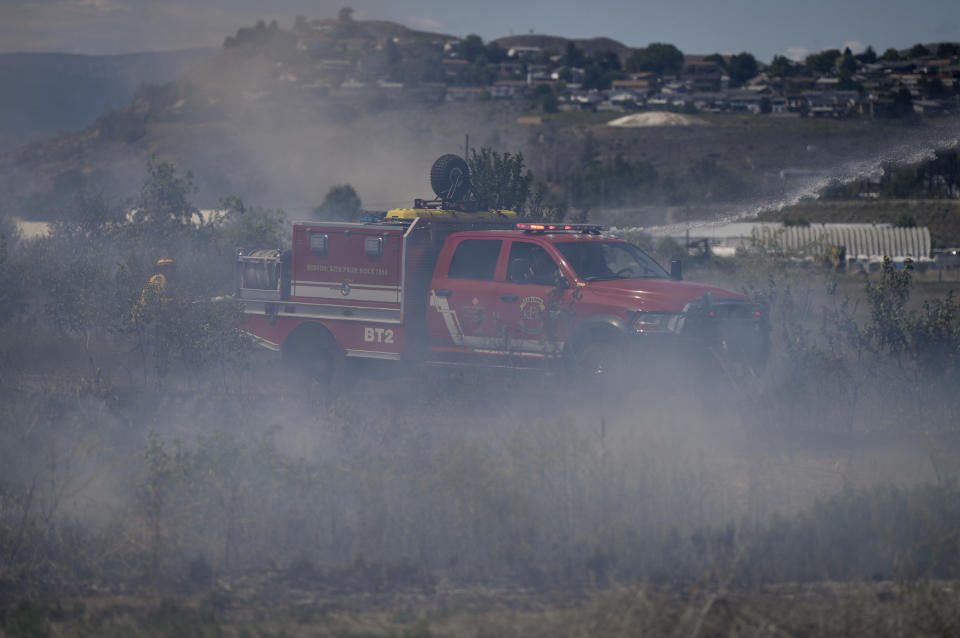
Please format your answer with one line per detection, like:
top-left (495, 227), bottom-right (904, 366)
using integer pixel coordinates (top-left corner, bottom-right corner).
top-left (630, 298), bottom-right (770, 365)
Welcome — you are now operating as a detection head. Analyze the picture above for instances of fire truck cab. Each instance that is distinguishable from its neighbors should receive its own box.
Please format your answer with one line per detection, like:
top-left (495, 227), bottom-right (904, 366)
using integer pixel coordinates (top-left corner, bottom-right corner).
top-left (236, 217), bottom-right (769, 379)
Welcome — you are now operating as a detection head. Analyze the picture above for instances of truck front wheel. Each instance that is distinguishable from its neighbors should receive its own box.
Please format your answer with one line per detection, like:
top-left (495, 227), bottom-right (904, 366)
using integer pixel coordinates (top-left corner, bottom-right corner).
top-left (576, 339), bottom-right (628, 381)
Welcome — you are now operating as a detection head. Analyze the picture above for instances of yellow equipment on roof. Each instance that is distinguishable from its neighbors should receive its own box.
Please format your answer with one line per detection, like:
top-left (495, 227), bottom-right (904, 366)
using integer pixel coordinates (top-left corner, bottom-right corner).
top-left (386, 207), bottom-right (518, 220)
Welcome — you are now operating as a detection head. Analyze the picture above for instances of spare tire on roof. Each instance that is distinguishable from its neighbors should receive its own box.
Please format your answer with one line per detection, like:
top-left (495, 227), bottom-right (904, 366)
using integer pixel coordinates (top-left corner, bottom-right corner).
top-left (430, 154), bottom-right (470, 201)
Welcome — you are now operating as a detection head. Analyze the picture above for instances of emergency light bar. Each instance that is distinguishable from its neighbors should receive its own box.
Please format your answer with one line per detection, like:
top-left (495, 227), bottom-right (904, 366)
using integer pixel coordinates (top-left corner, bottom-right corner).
top-left (515, 222), bottom-right (606, 234)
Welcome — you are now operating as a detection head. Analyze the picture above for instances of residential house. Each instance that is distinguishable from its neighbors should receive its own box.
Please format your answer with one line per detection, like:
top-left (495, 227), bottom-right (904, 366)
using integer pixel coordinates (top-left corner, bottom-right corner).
top-left (803, 91), bottom-right (858, 117)
top-left (610, 79), bottom-right (652, 101)
top-left (769, 97), bottom-right (790, 114)
top-left (727, 90), bottom-right (767, 113)
top-left (689, 92), bottom-right (726, 112)
top-left (491, 80), bottom-right (528, 99)
top-left (442, 58), bottom-right (471, 79)
top-left (406, 82), bottom-right (446, 103)
top-left (507, 46), bottom-right (542, 60)
top-left (445, 86), bottom-right (488, 102)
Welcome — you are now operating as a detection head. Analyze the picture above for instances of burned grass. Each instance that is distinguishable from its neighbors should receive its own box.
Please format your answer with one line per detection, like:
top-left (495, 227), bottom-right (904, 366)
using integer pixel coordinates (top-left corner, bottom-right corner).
top-left (4, 580), bottom-right (960, 637)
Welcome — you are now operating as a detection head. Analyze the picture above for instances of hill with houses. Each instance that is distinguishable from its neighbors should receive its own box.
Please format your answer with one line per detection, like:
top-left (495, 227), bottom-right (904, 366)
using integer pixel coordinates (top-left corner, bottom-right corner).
top-left (0, 15), bottom-right (957, 231)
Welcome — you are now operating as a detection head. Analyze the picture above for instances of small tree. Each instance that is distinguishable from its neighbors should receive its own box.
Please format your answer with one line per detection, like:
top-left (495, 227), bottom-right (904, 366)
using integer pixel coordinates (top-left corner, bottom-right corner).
top-left (313, 185), bottom-right (362, 221)
top-left (768, 55), bottom-right (797, 77)
top-left (218, 196), bottom-right (287, 250)
top-left (805, 49), bottom-right (842, 74)
top-left (467, 148), bottom-right (533, 212)
top-left (880, 47), bottom-right (902, 62)
top-left (133, 156), bottom-right (200, 229)
top-left (839, 48), bottom-right (857, 75)
top-left (458, 34), bottom-right (486, 63)
top-left (892, 88), bottom-right (914, 118)
top-left (626, 43), bottom-right (685, 75)
top-left (857, 45), bottom-right (878, 64)
top-left (564, 42), bottom-right (588, 68)
top-left (727, 52), bottom-right (759, 86)
top-left (909, 43), bottom-right (930, 58)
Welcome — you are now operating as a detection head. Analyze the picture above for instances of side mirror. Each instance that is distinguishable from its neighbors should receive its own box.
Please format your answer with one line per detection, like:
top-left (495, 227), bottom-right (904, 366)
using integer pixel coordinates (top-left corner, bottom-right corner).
top-left (670, 259), bottom-right (683, 280)
top-left (554, 273), bottom-right (571, 290)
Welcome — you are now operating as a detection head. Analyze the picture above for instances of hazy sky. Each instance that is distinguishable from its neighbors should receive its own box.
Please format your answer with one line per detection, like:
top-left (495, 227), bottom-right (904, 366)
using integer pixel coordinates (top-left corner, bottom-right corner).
top-left (1, 0), bottom-right (958, 61)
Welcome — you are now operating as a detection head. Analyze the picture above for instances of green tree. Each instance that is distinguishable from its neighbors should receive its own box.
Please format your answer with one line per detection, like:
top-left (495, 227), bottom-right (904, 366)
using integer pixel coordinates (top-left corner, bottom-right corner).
top-left (857, 45), bottom-right (877, 63)
top-left (133, 156), bottom-right (200, 229)
top-left (727, 52), bottom-right (759, 86)
top-left (768, 55), bottom-right (797, 77)
top-left (837, 48), bottom-right (859, 90)
top-left (936, 42), bottom-right (960, 57)
top-left (880, 47), bottom-right (901, 61)
top-left (313, 185), bottom-right (362, 221)
top-left (839, 47), bottom-right (857, 75)
top-left (593, 50), bottom-right (622, 72)
top-left (218, 195), bottom-right (287, 250)
top-left (909, 43), bottom-right (930, 58)
top-left (338, 6), bottom-right (354, 22)
top-left (530, 83), bottom-right (559, 112)
top-left (920, 77), bottom-right (950, 99)
top-left (458, 34), bottom-right (486, 63)
top-left (485, 41), bottom-right (507, 64)
top-left (892, 87), bottom-right (914, 118)
top-left (467, 148), bottom-right (533, 211)
top-left (805, 49), bottom-right (841, 74)
top-left (564, 42), bottom-right (588, 68)
top-left (704, 53), bottom-right (727, 70)
top-left (626, 43), bottom-right (685, 75)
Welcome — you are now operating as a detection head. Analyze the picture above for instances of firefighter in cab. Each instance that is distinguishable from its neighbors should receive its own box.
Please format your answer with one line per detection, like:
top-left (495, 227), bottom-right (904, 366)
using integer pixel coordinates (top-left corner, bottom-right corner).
top-left (133, 256), bottom-right (176, 324)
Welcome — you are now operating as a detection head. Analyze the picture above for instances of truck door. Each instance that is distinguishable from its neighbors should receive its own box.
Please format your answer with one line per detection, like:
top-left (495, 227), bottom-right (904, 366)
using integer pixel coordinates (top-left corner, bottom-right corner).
top-left (427, 237), bottom-right (506, 353)
top-left (496, 239), bottom-right (570, 355)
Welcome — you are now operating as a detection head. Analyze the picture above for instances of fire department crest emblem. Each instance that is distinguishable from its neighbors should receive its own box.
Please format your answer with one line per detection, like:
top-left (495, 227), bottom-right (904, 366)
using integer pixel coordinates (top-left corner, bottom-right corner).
top-left (519, 296), bottom-right (545, 334)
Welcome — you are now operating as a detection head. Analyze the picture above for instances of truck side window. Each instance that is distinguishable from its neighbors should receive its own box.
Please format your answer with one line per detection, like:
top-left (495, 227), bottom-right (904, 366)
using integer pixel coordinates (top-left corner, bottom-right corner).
top-left (507, 242), bottom-right (559, 285)
top-left (448, 239), bottom-right (502, 280)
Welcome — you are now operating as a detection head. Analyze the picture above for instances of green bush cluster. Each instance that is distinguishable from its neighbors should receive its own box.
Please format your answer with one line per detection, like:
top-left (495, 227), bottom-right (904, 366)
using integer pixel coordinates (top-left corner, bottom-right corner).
top-left (0, 156), bottom-right (284, 383)
top-left (724, 243), bottom-right (960, 436)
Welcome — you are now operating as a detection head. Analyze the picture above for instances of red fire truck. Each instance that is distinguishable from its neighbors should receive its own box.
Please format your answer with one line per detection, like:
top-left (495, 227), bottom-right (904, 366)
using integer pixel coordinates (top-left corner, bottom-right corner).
top-left (235, 157), bottom-right (768, 379)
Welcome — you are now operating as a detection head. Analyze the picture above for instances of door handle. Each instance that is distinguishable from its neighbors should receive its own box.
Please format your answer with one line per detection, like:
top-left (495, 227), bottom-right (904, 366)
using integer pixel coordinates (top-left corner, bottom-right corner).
top-left (500, 294), bottom-right (519, 303)
top-left (434, 289), bottom-right (452, 297)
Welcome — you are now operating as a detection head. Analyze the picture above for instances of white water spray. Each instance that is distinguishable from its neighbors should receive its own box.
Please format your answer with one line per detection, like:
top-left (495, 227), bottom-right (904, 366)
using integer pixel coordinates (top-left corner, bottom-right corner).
top-left (621, 121), bottom-right (960, 236)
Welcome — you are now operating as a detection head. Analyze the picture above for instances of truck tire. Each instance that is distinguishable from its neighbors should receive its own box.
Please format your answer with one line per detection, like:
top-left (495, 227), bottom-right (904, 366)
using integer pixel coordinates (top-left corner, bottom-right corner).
top-left (305, 336), bottom-right (340, 383)
top-left (430, 154), bottom-right (470, 201)
top-left (284, 325), bottom-right (341, 384)
top-left (577, 340), bottom-right (625, 379)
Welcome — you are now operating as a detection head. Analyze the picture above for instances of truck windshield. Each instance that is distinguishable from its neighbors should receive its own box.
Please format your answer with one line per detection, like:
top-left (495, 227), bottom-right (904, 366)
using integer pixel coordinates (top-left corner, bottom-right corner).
top-left (556, 241), bottom-right (669, 281)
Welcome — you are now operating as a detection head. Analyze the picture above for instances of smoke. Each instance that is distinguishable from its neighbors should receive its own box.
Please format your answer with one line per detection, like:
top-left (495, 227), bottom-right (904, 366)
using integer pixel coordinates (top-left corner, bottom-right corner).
top-left (2, 26), bottom-right (960, 600)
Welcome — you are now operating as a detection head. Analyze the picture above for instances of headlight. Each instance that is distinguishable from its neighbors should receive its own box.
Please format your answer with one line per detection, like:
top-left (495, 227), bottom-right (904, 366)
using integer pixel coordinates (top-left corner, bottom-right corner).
top-left (632, 311), bottom-right (683, 334)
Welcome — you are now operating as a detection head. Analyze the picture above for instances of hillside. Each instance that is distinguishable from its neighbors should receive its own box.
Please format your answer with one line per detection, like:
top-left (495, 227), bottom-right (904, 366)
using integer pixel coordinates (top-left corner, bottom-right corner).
top-left (0, 18), bottom-right (957, 228)
top-left (0, 48), bottom-right (215, 153)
